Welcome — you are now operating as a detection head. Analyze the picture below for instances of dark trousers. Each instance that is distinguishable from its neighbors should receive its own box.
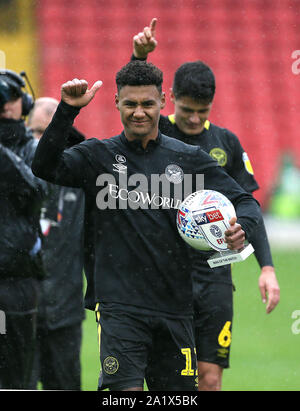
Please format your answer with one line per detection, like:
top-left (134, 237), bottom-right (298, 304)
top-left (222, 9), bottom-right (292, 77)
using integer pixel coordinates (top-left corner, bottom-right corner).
top-left (0, 311), bottom-right (37, 389)
top-left (0, 278), bottom-right (38, 389)
top-left (29, 322), bottom-right (82, 390)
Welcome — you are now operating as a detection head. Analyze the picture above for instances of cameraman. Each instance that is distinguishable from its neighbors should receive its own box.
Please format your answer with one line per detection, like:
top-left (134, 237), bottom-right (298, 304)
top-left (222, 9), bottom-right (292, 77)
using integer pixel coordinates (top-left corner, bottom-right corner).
top-left (0, 70), bottom-right (48, 389)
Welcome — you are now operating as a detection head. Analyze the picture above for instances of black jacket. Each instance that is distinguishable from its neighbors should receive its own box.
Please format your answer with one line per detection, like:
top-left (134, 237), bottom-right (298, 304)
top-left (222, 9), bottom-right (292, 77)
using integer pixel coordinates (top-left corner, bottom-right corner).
top-left (0, 119), bottom-right (48, 279)
top-left (38, 185), bottom-right (85, 329)
top-left (32, 102), bottom-right (260, 316)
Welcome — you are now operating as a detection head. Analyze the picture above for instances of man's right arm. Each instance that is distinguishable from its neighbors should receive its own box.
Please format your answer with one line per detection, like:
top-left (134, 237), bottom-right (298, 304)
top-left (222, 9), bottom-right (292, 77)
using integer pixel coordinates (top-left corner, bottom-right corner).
top-left (32, 79), bottom-right (102, 187)
top-left (132, 18), bottom-right (157, 60)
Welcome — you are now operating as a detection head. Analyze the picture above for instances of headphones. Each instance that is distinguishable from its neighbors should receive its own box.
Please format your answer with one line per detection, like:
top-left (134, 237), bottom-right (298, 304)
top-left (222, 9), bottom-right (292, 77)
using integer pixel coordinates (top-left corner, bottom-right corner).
top-left (0, 69), bottom-right (35, 116)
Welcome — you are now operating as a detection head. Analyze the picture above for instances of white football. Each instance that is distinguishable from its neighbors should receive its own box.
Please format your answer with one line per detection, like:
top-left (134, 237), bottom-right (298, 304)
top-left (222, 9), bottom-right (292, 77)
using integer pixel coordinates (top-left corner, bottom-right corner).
top-left (177, 190), bottom-right (236, 251)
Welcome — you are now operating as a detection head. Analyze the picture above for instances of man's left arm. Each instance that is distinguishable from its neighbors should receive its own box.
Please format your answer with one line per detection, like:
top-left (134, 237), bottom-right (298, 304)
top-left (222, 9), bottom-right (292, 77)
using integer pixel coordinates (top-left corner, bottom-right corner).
top-left (228, 134), bottom-right (280, 313)
top-left (249, 218), bottom-right (280, 313)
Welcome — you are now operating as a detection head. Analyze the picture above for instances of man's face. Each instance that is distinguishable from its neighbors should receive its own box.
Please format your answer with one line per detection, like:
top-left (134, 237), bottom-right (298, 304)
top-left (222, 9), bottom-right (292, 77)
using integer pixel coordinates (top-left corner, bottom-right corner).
top-left (170, 91), bottom-right (213, 136)
top-left (0, 97), bottom-right (22, 120)
top-left (27, 107), bottom-right (53, 139)
top-left (115, 85), bottom-right (165, 141)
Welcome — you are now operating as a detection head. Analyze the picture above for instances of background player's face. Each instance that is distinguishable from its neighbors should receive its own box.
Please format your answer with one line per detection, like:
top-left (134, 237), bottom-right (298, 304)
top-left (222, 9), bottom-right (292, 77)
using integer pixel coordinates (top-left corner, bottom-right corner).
top-left (170, 92), bottom-right (213, 136)
top-left (116, 85), bottom-right (165, 140)
top-left (0, 97), bottom-right (22, 120)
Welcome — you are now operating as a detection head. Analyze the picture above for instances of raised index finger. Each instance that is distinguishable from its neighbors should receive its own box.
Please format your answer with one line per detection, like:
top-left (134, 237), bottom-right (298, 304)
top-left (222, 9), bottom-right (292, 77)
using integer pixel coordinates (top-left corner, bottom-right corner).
top-left (150, 18), bottom-right (157, 37)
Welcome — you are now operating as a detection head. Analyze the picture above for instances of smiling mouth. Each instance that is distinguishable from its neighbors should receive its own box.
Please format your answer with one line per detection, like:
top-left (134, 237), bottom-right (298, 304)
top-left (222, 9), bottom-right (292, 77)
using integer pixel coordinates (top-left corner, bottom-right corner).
top-left (131, 121), bottom-right (148, 125)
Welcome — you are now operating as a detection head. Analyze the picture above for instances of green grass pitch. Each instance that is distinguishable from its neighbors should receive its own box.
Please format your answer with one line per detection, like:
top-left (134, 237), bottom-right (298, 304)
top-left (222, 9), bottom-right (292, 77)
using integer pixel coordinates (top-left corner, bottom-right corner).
top-left (80, 249), bottom-right (300, 391)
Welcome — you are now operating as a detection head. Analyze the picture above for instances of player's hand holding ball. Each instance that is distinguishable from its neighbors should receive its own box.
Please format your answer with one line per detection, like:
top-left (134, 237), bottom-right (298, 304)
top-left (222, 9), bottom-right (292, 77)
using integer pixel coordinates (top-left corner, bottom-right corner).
top-left (61, 78), bottom-right (103, 108)
top-left (224, 216), bottom-right (245, 250)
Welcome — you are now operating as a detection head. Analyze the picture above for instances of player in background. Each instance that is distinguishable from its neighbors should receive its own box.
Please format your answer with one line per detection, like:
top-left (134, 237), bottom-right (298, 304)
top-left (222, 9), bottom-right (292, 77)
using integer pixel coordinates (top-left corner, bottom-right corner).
top-left (27, 98), bottom-right (85, 390)
top-left (131, 18), bottom-right (280, 391)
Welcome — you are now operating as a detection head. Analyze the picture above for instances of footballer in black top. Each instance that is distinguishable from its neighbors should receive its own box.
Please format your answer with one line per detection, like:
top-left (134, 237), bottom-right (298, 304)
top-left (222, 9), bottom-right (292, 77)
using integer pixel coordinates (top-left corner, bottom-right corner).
top-left (32, 61), bottom-right (260, 391)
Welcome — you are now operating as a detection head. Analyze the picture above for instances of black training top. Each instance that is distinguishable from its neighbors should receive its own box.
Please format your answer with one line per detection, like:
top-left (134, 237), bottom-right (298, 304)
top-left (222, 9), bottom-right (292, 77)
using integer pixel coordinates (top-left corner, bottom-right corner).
top-left (32, 101), bottom-right (260, 317)
top-left (159, 116), bottom-right (259, 193)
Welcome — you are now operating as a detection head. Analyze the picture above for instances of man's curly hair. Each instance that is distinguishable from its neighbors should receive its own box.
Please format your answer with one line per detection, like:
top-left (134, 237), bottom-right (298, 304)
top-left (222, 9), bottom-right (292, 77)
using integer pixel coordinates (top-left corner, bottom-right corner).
top-left (116, 60), bottom-right (163, 94)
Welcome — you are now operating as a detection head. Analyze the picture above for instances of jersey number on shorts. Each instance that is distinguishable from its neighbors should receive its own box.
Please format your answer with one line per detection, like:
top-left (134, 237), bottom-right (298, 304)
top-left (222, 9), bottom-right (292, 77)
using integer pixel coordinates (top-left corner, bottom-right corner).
top-left (181, 348), bottom-right (197, 376)
top-left (218, 321), bottom-right (232, 348)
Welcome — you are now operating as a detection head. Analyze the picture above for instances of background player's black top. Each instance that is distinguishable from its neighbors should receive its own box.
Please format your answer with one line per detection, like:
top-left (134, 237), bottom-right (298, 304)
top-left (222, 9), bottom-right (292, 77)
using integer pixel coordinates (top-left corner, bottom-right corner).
top-left (160, 115), bottom-right (258, 192)
top-left (32, 101), bottom-right (260, 317)
top-left (159, 114), bottom-right (273, 284)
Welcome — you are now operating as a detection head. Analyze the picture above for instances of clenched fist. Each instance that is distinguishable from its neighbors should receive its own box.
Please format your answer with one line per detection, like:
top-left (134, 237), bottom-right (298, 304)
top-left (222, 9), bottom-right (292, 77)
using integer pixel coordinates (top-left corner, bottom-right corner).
top-left (61, 78), bottom-right (103, 108)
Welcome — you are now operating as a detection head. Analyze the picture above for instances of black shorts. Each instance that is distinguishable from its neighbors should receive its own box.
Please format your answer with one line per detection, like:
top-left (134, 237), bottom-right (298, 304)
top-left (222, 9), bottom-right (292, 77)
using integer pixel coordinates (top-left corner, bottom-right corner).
top-left (96, 303), bottom-right (197, 391)
top-left (193, 279), bottom-right (234, 369)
